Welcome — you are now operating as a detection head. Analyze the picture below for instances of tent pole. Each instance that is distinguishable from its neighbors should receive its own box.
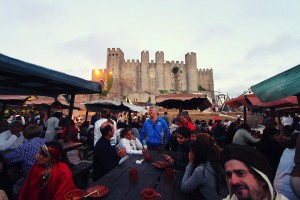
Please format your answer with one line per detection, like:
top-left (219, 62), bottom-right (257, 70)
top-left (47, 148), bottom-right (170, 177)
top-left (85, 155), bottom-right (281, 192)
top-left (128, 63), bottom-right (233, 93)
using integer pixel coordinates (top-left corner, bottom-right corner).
top-left (243, 106), bottom-right (247, 123)
top-left (270, 106), bottom-right (276, 128)
top-left (85, 109), bottom-right (89, 121)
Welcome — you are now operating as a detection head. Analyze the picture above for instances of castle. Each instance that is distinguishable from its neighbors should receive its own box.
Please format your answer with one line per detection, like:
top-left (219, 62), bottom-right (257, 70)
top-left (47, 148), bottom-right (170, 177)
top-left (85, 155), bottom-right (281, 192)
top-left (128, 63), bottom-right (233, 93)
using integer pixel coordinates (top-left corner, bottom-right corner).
top-left (91, 48), bottom-right (214, 103)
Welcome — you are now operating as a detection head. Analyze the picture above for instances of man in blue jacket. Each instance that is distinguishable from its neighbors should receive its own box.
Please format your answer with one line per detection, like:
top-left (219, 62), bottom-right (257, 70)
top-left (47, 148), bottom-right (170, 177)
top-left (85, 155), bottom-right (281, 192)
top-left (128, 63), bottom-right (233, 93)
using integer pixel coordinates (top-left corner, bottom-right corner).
top-left (140, 106), bottom-right (170, 150)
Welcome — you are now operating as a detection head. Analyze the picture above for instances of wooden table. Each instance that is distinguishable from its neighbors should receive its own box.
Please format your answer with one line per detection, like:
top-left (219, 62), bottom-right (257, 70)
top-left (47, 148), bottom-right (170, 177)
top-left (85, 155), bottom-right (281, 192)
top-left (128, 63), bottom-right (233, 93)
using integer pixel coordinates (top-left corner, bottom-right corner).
top-left (87, 150), bottom-right (190, 199)
top-left (58, 139), bottom-right (82, 152)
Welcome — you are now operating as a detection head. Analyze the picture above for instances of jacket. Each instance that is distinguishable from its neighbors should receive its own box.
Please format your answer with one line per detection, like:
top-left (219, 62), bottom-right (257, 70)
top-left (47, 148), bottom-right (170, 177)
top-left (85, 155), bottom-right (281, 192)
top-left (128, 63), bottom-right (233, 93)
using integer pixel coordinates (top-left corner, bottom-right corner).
top-left (223, 167), bottom-right (288, 200)
top-left (140, 116), bottom-right (170, 146)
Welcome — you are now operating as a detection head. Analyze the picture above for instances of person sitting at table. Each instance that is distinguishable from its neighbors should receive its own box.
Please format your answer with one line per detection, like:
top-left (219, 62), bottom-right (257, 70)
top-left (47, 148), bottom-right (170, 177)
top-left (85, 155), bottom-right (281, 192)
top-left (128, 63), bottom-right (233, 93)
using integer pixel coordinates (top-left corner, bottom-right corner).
top-left (93, 121), bottom-right (126, 181)
top-left (0, 119), bottom-right (9, 134)
top-left (18, 141), bottom-right (77, 200)
top-left (181, 137), bottom-right (228, 199)
top-left (140, 106), bottom-right (170, 150)
top-left (0, 154), bottom-right (13, 200)
top-left (190, 128), bottom-right (209, 142)
top-left (164, 126), bottom-right (191, 170)
top-left (118, 128), bottom-right (146, 164)
top-left (0, 120), bottom-right (25, 151)
top-left (4, 125), bottom-right (46, 197)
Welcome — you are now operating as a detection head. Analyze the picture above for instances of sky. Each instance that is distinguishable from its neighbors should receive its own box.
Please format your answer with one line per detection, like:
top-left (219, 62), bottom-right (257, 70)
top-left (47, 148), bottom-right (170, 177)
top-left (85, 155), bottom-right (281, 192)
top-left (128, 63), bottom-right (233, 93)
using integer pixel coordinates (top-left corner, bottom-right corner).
top-left (1, 0), bottom-right (300, 98)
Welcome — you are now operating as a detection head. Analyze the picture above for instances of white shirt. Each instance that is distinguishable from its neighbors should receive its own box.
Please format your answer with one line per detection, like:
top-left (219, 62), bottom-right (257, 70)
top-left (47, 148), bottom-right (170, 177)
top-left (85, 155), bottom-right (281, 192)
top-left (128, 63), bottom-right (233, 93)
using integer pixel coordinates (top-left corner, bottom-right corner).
top-left (94, 118), bottom-right (117, 146)
top-left (0, 130), bottom-right (25, 151)
top-left (281, 115), bottom-right (293, 126)
top-left (118, 138), bottom-right (143, 164)
top-left (274, 148), bottom-right (298, 200)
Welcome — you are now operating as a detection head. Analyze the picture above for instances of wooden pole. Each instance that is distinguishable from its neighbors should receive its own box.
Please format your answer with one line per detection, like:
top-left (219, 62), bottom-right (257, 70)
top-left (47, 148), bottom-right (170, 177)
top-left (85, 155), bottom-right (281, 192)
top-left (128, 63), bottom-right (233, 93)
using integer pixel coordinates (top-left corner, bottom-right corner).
top-left (243, 106), bottom-right (247, 123)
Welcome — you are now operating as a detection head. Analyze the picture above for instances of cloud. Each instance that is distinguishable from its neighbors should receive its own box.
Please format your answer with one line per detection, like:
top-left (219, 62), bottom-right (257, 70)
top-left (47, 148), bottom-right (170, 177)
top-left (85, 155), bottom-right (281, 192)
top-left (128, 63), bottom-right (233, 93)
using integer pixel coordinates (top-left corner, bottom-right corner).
top-left (245, 33), bottom-right (300, 60)
top-left (0, 0), bottom-right (62, 25)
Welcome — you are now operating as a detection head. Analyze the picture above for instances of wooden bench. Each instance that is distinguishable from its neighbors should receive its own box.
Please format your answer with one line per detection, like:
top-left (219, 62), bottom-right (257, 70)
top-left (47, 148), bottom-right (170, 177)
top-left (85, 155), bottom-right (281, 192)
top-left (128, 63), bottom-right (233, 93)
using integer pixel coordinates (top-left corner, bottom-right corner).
top-left (71, 161), bottom-right (93, 189)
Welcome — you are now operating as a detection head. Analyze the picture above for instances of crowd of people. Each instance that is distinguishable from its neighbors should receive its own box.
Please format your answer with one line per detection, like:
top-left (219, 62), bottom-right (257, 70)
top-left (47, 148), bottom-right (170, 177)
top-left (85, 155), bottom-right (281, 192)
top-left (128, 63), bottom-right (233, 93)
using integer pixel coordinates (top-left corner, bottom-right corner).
top-left (0, 107), bottom-right (300, 199)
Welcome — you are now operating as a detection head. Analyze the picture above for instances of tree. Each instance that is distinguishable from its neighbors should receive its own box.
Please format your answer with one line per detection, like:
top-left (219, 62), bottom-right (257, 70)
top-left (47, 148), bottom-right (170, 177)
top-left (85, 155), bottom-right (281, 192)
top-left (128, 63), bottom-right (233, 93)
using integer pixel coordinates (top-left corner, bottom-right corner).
top-left (198, 85), bottom-right (207, 91)
top-left (172, 66), bottom-right (180, 91)
top-left (99, 73), bottom-right (113, 97)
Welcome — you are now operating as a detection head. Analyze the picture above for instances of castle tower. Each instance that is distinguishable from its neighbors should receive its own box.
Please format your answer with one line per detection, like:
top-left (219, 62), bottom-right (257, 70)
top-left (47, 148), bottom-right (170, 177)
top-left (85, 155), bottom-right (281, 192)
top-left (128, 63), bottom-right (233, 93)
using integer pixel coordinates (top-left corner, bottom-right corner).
top-left (140, 51), bottom-right (149, 92)
top-left (185, 52), bottom-right (198, 92)
top-left (155, 51), bottom-right (164, 91)
top-left (106, 48), bottom-right (124, 99)
top-left (198, 68), bottom-right (214, 98)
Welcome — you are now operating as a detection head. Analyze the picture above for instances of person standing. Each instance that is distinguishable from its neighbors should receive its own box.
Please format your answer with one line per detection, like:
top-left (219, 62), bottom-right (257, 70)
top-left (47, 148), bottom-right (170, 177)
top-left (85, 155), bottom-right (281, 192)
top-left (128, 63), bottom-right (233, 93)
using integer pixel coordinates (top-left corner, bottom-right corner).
top-left (162, 111), bottom-right (170, 126)
top-left (93, 109), bottom-right (117, 146)
top-left (178, 111), bottom-right (195, 131)
top-left (44, 112), bottom-right (62, 141)
top-left (291, 133), bottom-right (300, 198)
top-left (140, 106), bottom-right (170, 150)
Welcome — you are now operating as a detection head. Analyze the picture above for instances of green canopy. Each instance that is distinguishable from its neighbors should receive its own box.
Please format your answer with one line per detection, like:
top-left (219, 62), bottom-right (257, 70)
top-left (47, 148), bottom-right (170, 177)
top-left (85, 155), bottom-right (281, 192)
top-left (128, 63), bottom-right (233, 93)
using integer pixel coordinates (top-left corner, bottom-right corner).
top-left (0, 53), bottom-right (102, 97)
top-left (251, 64), bottom-right (300, 102)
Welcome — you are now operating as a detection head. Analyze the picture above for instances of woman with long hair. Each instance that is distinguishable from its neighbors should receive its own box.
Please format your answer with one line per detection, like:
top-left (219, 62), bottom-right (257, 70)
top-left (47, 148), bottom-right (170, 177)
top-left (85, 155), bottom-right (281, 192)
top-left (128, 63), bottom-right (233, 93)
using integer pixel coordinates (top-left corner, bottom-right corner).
top-left (181, 137), bottom-right (228, 200)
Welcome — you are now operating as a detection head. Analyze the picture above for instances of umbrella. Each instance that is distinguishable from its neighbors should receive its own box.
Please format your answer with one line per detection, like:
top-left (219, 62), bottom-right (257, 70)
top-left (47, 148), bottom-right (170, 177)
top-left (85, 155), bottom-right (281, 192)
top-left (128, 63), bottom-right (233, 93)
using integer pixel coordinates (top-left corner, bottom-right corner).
top-left (251, 64), bottom-right (300, 102)
top-left (84, 100), bottom-right (148, 114)
top-left (155, 94), bottom-right (212, 111)
top-left (25, 96), bottom-right (82, 110)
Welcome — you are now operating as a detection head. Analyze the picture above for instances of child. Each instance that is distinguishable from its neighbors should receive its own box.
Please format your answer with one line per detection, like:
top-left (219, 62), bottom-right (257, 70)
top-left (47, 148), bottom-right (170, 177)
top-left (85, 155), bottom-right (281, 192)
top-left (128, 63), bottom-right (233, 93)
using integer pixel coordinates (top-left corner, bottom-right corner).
top-left (118, 128), bottom-right (145, 164)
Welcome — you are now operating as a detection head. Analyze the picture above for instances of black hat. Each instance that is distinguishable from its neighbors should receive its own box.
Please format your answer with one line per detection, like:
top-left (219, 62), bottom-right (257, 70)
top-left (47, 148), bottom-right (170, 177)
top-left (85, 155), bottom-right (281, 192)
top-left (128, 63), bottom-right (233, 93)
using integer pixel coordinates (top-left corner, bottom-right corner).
top-left (220, 144), bottom-right (273, 181)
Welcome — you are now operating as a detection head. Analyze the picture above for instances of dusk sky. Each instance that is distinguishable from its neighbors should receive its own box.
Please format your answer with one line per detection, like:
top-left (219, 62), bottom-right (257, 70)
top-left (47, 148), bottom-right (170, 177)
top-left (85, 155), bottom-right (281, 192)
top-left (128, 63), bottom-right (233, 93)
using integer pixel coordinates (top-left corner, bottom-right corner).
top-left (1, 0), bottom-right (300, 98)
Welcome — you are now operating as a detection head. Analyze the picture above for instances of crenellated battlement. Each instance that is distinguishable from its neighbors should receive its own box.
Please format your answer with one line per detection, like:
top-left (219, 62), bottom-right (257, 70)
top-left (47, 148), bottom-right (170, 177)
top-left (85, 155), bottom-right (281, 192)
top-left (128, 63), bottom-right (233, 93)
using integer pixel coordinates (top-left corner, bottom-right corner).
top-left (107, 48), bottom-right (124, 55)
top-left (104, 48), bottom-right (214, 101)
top-left (185, 52), bottom-right (196, 56)
top-left (125, 59), bottom-right (140, 64)
top-left (199, 68), bottom-right (213, 72)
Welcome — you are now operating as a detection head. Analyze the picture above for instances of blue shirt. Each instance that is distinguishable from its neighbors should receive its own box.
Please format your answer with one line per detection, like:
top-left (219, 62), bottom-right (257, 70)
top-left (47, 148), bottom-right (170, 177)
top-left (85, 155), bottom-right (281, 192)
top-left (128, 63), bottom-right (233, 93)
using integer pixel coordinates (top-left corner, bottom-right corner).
top-left (140, 116), bottom-right (170, 146)
top-left (5, 137), bottom-right (46, 176)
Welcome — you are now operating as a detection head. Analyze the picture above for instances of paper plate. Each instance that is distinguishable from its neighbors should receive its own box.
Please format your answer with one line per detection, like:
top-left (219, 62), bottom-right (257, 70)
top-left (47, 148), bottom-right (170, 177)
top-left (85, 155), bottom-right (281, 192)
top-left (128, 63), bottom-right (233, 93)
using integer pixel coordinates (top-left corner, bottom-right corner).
top-left (152, 161), bottom-right (169, 169)
top-left (85, 185), bottom-right (109, 198)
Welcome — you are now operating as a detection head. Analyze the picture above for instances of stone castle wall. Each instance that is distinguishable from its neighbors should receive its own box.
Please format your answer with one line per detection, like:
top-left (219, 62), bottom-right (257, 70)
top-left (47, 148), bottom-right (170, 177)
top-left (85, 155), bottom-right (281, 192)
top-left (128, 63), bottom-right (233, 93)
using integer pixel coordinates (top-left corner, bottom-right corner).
top-left (92, 48), bottom-right (214, 103)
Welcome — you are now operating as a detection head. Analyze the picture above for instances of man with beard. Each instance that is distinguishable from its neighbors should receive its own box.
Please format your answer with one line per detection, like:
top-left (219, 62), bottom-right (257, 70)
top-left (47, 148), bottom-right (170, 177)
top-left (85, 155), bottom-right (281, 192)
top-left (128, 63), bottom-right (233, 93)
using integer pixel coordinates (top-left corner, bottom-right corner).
top-left (220, 144), bottom-right (287, 200)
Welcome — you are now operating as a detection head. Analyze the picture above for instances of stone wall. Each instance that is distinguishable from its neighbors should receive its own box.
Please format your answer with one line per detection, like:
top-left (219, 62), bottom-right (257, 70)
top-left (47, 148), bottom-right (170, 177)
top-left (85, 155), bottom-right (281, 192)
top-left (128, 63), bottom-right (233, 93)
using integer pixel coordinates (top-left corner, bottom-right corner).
top-left (92, 48), bottom-right (214, 102)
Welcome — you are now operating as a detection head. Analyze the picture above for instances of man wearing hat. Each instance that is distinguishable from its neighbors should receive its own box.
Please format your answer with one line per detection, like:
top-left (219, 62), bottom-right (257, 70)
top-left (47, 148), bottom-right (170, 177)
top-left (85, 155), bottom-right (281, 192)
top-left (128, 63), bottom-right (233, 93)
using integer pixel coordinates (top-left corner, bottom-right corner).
top-left (0, 120), bottom-right (25, 151)
top-left (179, 111), bottom-right (195, 131)
top-left (140, 106), bottom-right (170, 150)
top-left (220, 144), bottom-right (287, 200)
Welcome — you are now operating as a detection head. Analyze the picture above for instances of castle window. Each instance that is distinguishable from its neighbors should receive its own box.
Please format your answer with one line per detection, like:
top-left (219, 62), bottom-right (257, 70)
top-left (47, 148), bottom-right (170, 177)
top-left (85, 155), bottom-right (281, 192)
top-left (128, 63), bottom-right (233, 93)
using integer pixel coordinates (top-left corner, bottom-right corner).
top-left (116, 54), bottom-right (118, 56)
top-left (112, 54), bottom-right (114, 56)
top-left (180, 70), bottom-right (182, 73)
top-left (109, 54), bottom-right (111, 56)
